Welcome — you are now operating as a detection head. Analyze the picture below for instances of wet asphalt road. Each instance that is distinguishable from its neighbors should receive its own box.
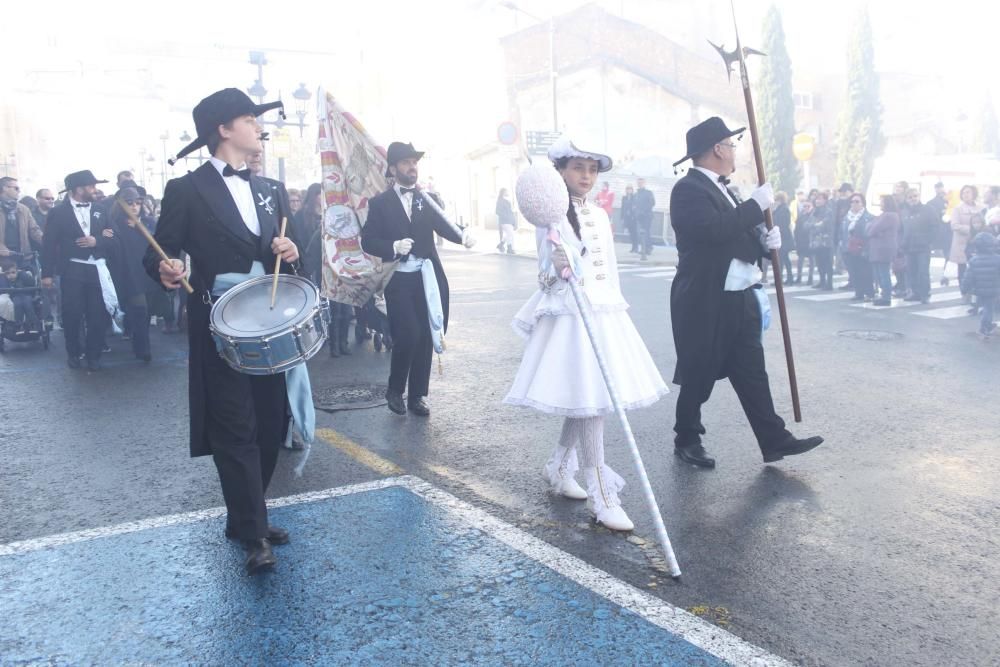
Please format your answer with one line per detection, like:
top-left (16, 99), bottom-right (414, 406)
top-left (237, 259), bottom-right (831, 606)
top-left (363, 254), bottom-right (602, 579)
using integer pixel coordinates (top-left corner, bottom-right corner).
top-left (2, 247), bottom-right (999, 666)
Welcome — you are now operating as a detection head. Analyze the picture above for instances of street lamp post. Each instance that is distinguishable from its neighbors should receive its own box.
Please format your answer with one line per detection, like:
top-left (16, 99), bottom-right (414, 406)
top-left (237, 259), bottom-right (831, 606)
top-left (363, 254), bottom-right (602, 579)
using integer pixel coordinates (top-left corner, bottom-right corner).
top-left (159, 131), bottom-right (170, 192)
top-left (246, 50), bottom-right (311, 181)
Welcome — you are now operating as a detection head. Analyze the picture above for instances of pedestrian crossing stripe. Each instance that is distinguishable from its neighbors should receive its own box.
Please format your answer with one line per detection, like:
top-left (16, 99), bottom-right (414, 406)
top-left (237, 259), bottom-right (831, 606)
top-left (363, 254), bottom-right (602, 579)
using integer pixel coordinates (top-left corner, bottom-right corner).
top-left (634, 271), bottom-right (675, 279)
top-left (794, 290), bottom-right (858, 302)
top-left (848, 290), bottom-right (962, 310)
top-left (911, 305), bottom-right (976, 320)
top-left (617, 265), bottom-right (672, 273)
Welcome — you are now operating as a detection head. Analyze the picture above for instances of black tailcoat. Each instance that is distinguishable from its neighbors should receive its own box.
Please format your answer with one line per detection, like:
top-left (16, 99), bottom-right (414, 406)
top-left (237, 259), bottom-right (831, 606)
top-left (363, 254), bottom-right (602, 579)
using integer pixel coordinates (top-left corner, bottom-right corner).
top-left (143, 162), bottom-right (293, 457)
top-left (360, 188), bottom-right (464, 332)
top-left (669, 169), bottom-right (768, 386)
top-left (40, 199), bottom-right (115, 282)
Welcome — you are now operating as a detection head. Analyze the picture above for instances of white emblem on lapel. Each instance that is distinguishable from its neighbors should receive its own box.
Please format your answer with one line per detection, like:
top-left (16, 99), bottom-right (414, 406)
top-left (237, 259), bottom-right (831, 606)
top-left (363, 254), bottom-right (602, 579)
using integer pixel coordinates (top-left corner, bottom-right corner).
top-left (93, 211), bottom-right (102, 220)
top-left (256, 192), bottom-right (275, 215)
top-left (415, 198), bottom-right (424, 212)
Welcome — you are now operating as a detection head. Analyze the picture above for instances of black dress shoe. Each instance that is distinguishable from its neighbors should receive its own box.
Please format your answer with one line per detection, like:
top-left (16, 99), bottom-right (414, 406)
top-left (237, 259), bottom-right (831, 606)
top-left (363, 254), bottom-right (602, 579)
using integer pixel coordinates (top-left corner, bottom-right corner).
top-left (674, 444), bottom-right (716, 469)
top-left (243, 538), bottom-right (277, 574)
top-left (266, 525), bottom-right (289, 545)
top-left (226, 526), bottom-right (289, 545)
top-left (407, 397), bottom-right (430, 417)
top-left (67, 357), bottom-right (82, 369)
top-left (386, 390), bottom-right (406, 415)
top-left (762, 435), bottom-right (824, 463)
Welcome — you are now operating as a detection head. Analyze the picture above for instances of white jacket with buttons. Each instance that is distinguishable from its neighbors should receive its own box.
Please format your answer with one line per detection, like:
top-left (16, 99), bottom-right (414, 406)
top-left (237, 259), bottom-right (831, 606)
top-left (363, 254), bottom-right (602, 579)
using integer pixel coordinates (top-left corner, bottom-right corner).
top-left (513, 196), bottom-right (628, 337)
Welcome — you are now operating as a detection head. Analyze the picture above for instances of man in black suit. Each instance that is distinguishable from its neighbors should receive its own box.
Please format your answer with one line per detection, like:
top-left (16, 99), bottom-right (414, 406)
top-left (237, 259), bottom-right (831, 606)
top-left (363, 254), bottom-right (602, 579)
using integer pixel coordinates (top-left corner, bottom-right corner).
top-left (40, 170), bottom-right (115, 371)
top-left (361, 142), bottom-right (475, 416)
top-left (144, 88), bottom-right (299, 574)
top-left (669, 117), bottom-right (823, 469)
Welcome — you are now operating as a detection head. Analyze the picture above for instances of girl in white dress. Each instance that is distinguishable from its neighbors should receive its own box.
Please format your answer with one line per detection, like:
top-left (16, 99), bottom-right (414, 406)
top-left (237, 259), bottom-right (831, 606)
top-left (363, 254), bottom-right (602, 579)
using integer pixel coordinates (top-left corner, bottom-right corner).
top-left (504, 138), bottom-right (668, 531)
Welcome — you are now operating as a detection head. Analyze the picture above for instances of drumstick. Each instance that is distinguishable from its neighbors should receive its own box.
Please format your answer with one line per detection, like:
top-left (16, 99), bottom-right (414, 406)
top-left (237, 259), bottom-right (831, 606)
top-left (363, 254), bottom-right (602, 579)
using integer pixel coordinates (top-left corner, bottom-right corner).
top-left (116, 199), bottom-right (193, 294)
top-left (270, 217), bottom-right (288, 309)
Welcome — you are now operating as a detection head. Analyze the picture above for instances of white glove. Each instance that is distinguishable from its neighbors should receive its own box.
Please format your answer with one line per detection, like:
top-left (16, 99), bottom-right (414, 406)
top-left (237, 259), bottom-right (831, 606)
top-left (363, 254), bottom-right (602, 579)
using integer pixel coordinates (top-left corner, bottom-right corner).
top-left (764, 225), bottom-right (782, 250)
top-left (393, 238), bottom-right (414, 256)
top-left (461, 229), bottom-right (476, 248)
top-left (551, 245), bottom-right (570, 274)
top-left (750, 182), bottom-right (775, 212)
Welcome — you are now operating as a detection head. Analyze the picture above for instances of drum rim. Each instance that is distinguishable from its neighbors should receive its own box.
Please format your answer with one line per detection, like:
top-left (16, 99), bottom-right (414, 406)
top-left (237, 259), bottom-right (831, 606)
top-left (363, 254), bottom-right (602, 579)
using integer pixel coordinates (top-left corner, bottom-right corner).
top-left (209, 274), bottom-right (320, 338)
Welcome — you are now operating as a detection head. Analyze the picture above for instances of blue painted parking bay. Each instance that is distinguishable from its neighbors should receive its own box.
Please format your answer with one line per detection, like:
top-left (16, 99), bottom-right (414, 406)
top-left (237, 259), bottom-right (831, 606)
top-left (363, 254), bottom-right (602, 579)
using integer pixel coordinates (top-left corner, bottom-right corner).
top-left (0, 477), bottom-right (784, 665)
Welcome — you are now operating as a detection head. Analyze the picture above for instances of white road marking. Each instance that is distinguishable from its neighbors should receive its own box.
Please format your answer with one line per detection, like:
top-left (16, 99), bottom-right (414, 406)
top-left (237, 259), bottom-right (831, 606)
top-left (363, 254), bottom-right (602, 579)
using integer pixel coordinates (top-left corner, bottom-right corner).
top-left (794, 291), bottom-right (859, 302)
top-left (911, 305), bottom-right (977, 319)
top-left (1, 475), bottom-right (792, 666)
top-left (849, 291), bottom-right (962, 309)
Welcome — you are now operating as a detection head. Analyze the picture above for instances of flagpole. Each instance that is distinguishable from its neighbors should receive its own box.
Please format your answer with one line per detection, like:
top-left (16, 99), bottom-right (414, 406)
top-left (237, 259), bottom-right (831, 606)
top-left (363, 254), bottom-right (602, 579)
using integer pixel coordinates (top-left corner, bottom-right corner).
top-left (730, 0), bottom-right (802, 422)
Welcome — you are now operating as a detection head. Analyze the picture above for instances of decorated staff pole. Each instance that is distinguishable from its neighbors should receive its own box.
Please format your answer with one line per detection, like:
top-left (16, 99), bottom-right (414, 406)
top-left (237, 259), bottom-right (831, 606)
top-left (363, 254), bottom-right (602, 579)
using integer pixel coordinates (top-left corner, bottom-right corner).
top-left (712, 0), bottom-right (802, 422)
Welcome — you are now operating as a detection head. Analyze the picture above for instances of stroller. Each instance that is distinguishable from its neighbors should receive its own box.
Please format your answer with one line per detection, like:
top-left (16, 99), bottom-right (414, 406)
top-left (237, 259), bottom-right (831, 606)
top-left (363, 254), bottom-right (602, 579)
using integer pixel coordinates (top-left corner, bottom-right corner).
top-left (0, 252), bottom-right (53, 353)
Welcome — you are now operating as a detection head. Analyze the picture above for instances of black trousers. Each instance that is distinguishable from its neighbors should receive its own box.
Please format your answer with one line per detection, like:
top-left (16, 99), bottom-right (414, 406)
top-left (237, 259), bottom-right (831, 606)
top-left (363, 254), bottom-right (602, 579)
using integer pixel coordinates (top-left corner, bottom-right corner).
top-left (203, 338), bottom-right (286, 541)
top-left (814, 247), bottom-right (834, 288)
top-left (674, 288), bottom-right (792, 453)
top-left (385, 271), bottom-right (432, 400)
top-left (124, 294), bottom-right (150, 359)
top-left (61, 275), bottom-right (109, 361)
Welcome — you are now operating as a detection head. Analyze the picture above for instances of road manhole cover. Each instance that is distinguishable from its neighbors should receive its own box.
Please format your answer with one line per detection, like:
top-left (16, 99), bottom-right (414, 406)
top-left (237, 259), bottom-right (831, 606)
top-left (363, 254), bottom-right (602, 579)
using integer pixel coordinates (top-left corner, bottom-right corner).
top-left (837, 329), bottom-right (904, 342)
top-left (314, 383), bottom-right (388, 412)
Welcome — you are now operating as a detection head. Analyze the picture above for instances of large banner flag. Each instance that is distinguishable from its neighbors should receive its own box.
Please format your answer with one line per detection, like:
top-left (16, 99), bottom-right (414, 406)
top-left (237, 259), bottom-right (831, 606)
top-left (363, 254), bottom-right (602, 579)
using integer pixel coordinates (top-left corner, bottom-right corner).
top-left (317, 88), bottom-right (395, 307)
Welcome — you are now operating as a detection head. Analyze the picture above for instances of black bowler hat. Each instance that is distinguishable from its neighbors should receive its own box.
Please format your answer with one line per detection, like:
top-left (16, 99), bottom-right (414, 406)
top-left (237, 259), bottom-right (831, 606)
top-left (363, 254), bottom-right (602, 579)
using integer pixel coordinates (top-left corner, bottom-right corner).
top-left (117, 179), bottom-right (147, 199)
top-left (60, 170), bottom-right (108, 194)
top-left (384, 142), bottom-right (424, 177)
top-left (672, 117), bottom-right (745, 168)
top-left (170, 88), bottom-right (284, 164)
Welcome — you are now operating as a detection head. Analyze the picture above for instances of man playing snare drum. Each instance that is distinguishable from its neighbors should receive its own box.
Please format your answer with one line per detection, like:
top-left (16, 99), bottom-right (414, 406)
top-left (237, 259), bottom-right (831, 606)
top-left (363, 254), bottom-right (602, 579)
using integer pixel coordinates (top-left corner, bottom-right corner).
top-left (144, 88), bottom-right (299, 574)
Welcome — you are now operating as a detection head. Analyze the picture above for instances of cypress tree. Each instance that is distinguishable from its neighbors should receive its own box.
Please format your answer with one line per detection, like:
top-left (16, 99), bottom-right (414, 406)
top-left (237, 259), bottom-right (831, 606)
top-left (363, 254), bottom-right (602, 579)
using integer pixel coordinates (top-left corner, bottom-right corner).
top-left (755, 5), bottom-right (799, 193)
top-left (835, 9), bottom-right (883, 192)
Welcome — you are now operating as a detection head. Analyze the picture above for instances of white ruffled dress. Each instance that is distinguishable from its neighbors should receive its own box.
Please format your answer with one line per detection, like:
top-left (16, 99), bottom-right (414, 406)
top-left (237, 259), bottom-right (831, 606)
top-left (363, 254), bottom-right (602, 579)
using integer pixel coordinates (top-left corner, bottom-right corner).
top-left (504, 197), bottom-right (668, 417)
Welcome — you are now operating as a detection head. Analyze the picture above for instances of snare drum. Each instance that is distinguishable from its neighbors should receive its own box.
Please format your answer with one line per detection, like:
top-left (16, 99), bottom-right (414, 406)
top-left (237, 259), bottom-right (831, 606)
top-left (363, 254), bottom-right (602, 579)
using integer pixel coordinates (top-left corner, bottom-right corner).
top-left (209, 274), bottom-right (331, 375)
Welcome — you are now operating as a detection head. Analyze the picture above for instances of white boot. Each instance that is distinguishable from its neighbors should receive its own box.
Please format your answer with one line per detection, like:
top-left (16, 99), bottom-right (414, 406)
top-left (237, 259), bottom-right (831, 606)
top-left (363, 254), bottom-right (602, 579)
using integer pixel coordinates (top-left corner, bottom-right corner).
top-left (583, 465), bottom-right (634, 531)
top-left (543, 446), bottom-right (588, 500)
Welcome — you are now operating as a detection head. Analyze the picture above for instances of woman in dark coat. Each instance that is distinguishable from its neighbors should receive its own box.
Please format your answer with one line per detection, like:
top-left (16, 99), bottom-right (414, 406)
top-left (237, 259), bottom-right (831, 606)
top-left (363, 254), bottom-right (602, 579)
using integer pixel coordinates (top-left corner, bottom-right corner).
top-left (842, 192), bottom-right (875, 301)
top-left (773, 191), bottom-right (795, 284)
top-left (807, 192), bottom-right (836, 290)
top-left (793, 200), bottom-right (814, 284)
top-left (495, 188), bottom-right (517, 254)
top-left (107, 187), bottom-right (154, 362)
top-left (866, 195), bottom-right (900, 306)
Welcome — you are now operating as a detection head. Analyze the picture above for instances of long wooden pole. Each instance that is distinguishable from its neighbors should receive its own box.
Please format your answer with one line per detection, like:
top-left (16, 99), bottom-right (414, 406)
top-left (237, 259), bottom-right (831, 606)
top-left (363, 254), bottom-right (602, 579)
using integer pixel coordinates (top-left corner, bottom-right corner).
top-left (731, 0), bottom-right (802, 422)
top-left (116, 199), bottom-right (193, 294)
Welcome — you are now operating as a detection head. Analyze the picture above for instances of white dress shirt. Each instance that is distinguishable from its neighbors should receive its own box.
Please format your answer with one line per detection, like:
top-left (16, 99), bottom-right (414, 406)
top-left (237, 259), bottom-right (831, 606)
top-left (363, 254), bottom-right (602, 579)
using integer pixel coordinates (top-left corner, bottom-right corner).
top-left (69, 196), bottom-right (97, 263)
top-left (394, 182), bottom-right (416, 221)
top-left (692, 166), bottom-right (761, 291)
top-left (210, 156), bottom-right (261, 236)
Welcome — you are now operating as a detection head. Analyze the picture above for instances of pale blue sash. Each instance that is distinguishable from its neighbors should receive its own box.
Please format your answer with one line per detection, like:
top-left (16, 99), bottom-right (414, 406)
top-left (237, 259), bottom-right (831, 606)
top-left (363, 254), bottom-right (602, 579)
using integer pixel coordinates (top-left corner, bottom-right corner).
top-left (752, 284), bottom-right (772, 338)
top-left (213, 261), bottom-right (315, 476)
top-left (396, 256), bottom-right (445, 354)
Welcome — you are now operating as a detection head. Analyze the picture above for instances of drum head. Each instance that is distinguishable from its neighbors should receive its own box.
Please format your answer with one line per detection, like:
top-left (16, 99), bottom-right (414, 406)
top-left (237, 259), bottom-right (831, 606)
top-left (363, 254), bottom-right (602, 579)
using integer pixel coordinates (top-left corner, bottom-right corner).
top-left (210, 275), bottom-right (318, 338)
